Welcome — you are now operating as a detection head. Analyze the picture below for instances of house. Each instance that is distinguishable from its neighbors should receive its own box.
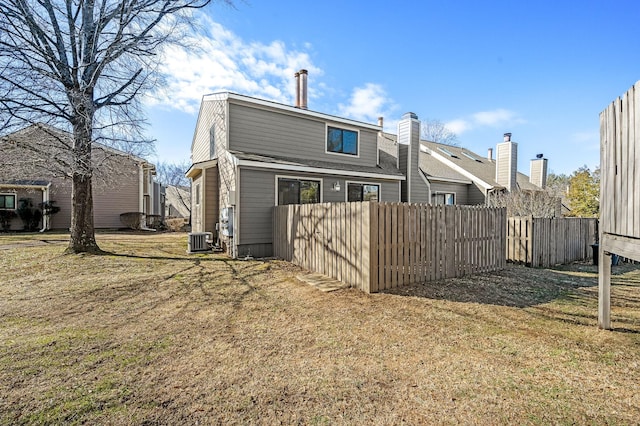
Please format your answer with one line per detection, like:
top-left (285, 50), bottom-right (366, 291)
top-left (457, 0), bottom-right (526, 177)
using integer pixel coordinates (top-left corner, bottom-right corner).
top-left (186, 70), bottom-right (406, 258)
top-left (164, 185), bottom-right (191, 219)
top-left (380, 129), bottom-right (548, 206)
top-left (0, 124), bottom-right (162, 231)
top-left (187, 70), bottom-right (550, 258)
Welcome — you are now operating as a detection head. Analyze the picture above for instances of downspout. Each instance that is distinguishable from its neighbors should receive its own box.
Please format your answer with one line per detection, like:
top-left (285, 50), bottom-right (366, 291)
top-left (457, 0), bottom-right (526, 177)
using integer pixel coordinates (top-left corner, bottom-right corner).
top-left (138, 162), bottom-right (145, 228)
top-left (138, 162), bottom-right (144, 212)
top-left (39, 183), bottom-right (51, 232)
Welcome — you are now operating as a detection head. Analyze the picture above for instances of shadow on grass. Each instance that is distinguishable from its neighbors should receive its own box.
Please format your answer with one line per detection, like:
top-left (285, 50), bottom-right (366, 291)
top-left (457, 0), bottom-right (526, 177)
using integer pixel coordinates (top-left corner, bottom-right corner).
top-left (382, 262), bottom-right (640, 308)
top-left (382, 264), bottom-right (594, 308)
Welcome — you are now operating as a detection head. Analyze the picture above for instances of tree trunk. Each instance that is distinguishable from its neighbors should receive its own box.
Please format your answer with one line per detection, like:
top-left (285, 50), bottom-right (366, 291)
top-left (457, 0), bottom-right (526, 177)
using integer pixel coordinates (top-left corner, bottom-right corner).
top-left (66, 89), bottom-right (101, 254)
top-left (67, 171), bottom-right (100, 253)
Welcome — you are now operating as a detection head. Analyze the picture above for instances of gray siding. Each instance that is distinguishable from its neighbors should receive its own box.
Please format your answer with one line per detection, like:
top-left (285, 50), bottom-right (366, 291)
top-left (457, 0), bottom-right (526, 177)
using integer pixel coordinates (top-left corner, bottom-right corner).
top-left (191, 99), bottom-right (227, 163)
top-left (49, 179), bottom-right (72, 229)
top-left (237, 167), bottom-right (401, 250)
top-left (228, 103), bottom-right (378, 167)
top-left (429, 181), bottom-right (469, 205)
top-left (93, 173), bottom-right (139, 228)
top-left (468, 184), bottom-right (486, 205)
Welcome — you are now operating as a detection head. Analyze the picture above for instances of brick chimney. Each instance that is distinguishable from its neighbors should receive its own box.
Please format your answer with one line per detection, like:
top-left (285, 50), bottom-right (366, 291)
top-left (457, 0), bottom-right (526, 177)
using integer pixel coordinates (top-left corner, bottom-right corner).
top-left (495, 133), bottom-right (518, 191)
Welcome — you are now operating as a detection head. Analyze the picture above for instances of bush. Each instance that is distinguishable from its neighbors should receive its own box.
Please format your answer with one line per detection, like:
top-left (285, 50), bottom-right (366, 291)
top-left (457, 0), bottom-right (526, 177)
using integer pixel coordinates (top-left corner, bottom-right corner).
top-left (0, 210), bottom-right (17, 232)
top-left (146, 214), bottom-right (163, 230)
top-left (39, 200), bottom-right (61, 218)
top-left (165, 217), bottom-right (188, 232)
top-left (120, 212), bottom-right (144, 230)
top-left (17, 198), bottom-right (43, 231)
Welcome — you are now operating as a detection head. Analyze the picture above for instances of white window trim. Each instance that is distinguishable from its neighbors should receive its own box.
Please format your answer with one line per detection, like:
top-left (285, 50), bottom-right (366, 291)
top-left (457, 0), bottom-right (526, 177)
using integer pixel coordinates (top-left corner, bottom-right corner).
top-left (344, 181), bottom-right (381, 202)
top-left (274, 174), bottom-right (323, 206)
top-left (433, 191), bottom-right (456, 205)
top-left (325, 123), bottom-right (360, 158)
top-left (0, 193), bottom-right (17, 210)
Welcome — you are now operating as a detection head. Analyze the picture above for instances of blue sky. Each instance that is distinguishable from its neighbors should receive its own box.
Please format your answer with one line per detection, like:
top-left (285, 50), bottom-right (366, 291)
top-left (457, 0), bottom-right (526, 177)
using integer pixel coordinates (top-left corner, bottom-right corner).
top-left (145, 0), bottom-right (640, 176)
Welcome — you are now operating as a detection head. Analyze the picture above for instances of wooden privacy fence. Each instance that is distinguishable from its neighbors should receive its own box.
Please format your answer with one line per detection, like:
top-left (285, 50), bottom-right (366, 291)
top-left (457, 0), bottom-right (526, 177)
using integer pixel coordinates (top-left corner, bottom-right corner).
top-left (273, 202), bottom-right (506, 293)
top-left (506, 216), bottom-right (598, 267)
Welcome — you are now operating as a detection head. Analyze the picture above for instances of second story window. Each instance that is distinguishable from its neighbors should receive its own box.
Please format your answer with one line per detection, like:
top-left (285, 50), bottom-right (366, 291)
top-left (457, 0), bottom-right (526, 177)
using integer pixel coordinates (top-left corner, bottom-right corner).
top-left (327, 126), bottom-right (358, 156)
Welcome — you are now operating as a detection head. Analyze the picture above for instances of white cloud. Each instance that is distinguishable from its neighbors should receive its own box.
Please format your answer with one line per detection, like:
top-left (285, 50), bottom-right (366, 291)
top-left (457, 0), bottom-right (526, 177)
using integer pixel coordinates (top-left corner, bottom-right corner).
top-left (444, 108), bottom-right (525, 135)
top-left (146, 16), bottom-right (322, 114)
top-left (472, 109), bottom-right (522, 126)
top-left (338, 83), bottom-right (396, 123)
top-left (444, 119), bottom-right (471, 134)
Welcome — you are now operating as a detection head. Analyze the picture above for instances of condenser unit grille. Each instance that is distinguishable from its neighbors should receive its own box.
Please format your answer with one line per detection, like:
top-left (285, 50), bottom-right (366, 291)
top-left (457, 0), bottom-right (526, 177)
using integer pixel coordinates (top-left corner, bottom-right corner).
top-left (188, 232), bottom-right (209, 253)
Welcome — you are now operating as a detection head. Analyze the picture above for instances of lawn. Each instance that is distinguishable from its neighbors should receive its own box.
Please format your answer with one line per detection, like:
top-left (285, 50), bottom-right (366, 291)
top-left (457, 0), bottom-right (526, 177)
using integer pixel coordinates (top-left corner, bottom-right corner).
top-left (1, 232), bottom-right (639, 425)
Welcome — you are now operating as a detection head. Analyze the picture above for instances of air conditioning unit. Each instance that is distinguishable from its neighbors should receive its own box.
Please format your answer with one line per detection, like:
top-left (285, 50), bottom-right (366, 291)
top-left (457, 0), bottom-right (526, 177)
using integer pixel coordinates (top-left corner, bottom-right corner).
top-left (188, 232), bottom-right (210, 253)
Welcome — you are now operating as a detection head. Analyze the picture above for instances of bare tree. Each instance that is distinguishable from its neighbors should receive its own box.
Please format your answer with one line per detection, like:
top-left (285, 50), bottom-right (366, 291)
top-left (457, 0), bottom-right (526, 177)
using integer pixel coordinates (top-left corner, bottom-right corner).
top-left (487, 189), bottom-right (561, 218)
top-left (0, 0), bottom-right (227, 253)
top-left (156, 161), bottom-right (191, 217)
top-left (421, 119), bottom-right (459, 145)
top-left (156, 161), bottom-right (191, 187)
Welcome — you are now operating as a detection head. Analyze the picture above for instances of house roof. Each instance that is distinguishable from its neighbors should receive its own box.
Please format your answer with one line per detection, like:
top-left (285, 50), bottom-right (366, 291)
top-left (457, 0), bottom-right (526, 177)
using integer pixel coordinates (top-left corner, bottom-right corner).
top-left (229, 150), bottom-right (405, 181)
top-left (1, 123), bottom-right (155, 168)
top-left (420, 140), bottom-right (541, 191)
top-left (164, 185), bottom-right (190, 218)
top-left (377, 133), bottom-right (543, 190)
top-left (0, 179), bottom-right (51, 188)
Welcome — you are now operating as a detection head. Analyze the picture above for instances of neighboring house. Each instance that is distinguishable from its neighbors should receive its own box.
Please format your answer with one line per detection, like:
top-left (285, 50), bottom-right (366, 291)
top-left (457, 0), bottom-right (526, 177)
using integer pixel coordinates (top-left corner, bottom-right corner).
top-left (165, 185), bottom-right (191, 218)
top-left (0, 124), bottom-right (162, 231)
top-left (380, 127), bottom-right (549, 206)
top-left (187, 70), bottom-right (406, 258)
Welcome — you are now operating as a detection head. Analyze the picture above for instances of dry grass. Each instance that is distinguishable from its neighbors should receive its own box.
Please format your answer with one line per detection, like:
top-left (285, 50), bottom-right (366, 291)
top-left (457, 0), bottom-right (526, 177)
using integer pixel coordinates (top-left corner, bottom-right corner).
top-left (1, 232), bottom-right (639, 425)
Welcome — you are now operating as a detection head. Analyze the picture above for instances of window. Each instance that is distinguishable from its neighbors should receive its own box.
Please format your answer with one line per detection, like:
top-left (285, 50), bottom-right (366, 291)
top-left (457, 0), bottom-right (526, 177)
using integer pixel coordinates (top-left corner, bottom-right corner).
top-left (327, 126), bottom-right (358, 156)
top-left (347, 183), bottom-right (379, 202)
top-left (433, 192), bottom-right (455, 205)
top-left (0, 194), bottom-right (16, 210)
top-left (277, 178), bottom-right (321, 205)
top-left (195, 184), bottom-right (200, 205)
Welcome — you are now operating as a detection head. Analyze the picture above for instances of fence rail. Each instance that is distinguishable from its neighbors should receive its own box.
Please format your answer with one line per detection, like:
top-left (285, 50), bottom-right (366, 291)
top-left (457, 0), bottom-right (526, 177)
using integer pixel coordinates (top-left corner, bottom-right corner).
top-left (273, 202), bottom-right (506, 293)
top-left (506, 216), bottom-right (598, 267)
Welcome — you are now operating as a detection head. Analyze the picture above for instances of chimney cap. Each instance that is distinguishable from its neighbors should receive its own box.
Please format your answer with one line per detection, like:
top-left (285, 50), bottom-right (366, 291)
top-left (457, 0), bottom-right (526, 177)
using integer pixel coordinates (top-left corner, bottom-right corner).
top-left (536, 153), bottom-right (544, 159)
top-left (298, 69), bottom-right (308, 74)
top-left (402, 112), bottom-right (418, 120)
top-left (503, 132), bottom-right (512, 141)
